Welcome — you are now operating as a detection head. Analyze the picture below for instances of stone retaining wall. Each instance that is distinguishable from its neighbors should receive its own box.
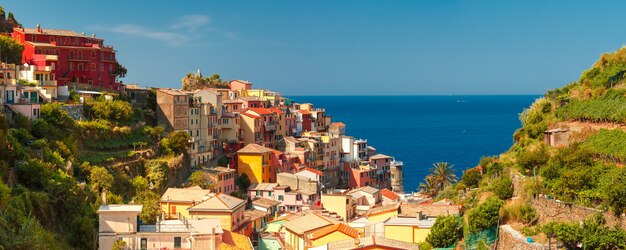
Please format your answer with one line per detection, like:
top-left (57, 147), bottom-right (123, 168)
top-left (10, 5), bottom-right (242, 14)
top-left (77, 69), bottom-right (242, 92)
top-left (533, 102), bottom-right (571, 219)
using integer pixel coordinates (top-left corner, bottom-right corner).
top-left (60, 104), bottom-right (85, 120)
top-left (531, 197), bottom-right (626, 230)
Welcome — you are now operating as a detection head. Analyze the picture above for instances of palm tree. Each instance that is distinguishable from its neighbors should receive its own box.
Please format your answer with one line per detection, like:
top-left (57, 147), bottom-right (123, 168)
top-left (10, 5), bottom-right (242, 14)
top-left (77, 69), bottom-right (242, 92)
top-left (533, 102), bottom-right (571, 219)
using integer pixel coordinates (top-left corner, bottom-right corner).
top-left (429, 162), bottom-right (458, 192)
top-left (419, 175), bottom-right (439, 197)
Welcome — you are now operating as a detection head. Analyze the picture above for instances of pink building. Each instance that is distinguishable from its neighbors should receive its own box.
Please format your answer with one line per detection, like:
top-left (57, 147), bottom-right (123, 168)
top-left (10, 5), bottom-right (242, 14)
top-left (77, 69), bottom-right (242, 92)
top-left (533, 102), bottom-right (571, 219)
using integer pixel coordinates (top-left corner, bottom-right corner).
top-left (228, 80), bottom-right (252, 91)
top-left (248, 184), bottom-right (319, 213)
top-left (204, 167), bottom-right (237, 194)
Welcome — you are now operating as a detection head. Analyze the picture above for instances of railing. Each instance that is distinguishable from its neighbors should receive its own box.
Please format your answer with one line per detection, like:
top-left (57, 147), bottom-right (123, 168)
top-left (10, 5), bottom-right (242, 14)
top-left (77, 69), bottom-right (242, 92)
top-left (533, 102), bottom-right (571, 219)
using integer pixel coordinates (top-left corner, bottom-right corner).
top-left (100, 55), bottom-right (115, 62)
top-left (264, 122), bottom-right (277, 131)
top-left (68, 55), bottom-right (89, 61)
top-left (38, 80), bottom-right (57, 86)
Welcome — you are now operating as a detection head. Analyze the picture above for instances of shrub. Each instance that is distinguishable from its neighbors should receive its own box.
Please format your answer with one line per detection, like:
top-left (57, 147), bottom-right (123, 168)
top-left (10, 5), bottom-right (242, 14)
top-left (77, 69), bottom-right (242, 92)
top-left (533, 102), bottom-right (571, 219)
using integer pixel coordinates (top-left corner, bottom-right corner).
top-left (461, 168), bottom-right (482, 188)
top-left (468, 196), bottom-right (503, 232)
top-left (491, 177), bottom-right (514, 200)
top-left (517, 145), bottom-right (549, 174)
top-left (426, 215), bottom-right (463, 248)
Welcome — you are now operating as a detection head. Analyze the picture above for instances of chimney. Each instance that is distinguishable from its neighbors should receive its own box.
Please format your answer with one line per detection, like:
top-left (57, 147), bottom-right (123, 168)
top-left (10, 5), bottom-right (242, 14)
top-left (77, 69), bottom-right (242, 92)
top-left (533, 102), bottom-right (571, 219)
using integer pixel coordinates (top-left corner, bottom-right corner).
top-left (416, 211), bottom-right (423, 220)
top-left (81, 32), bottom-right (85, 36)
top-left (101, 189), bottom-right (107, 205)
top-left (92, 33), bottom-right (96, 38)
top-left (354, 238), bottom-right (360, 248)
top-left (36, 24), bottom-right (41, 33)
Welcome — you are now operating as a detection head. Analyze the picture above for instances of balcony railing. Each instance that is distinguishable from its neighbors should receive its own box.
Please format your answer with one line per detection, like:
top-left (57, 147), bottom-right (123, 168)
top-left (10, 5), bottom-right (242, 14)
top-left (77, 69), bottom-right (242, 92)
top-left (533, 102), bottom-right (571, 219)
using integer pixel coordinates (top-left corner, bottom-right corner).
top-left (264, 121), bottom-right (277, 131)
top-left (38, 80), bottom-right (57, 86)
top-left (68, 55), bottom-right (89, 61)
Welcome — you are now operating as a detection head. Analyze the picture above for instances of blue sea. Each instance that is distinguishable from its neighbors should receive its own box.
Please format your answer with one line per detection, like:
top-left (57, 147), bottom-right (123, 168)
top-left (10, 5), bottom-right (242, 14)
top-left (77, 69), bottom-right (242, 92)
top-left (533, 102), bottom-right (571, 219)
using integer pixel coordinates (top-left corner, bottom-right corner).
top-left (287, 95), bottom-right (539, 192)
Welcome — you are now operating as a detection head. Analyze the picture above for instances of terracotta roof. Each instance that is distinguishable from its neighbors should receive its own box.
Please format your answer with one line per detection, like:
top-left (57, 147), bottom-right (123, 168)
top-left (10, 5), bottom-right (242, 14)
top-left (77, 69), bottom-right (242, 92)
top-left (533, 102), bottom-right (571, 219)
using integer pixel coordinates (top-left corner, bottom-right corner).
top-left (245, 209), bottom-right (268, 221)
top-left (369, 154), bottom-right (392, 160)
top-left (330, 122), bottom-right (346, 127)
top-left (240, 112), bottom-right (260, 119)
top-left (380, 188), bottom-right (400, 201)
top-left (268, 107), bottom-right (284, 114)
top-left (299, 168), bottom-right (322, 176)
top-left (246, 108), bottom-right (273, 116)
top-left (204, 166), bottom-right (235, 175)
top-left (219, 230), bottom-right (253, 250)
top-left (384, 217), bottom-right (436, 228)
top-left (282, 213), bottom-right (334, 235)
top-left (188, 194), bottom-right (245, 212)
top-left (159, 88), bottom-right (190, 96)
top-left (229, 80), bottom-right (252, 85)
top-left (328, 236), bottom-right (419, 250)
top-left (310, 223), bottom-right (359, 240)
top-left (365, 203), bottom-right (400, 217)
top-left (353, 186), bottom-right (379, 195)
top-left (399, 203), bottom-right (462, 217)
top-left (252, 197), bottom-right (281, 208)
top-left (160, 187), bottom-right (212, 203)
top-left (271, 149), bottom-right (284, 155)
top-left (298, 110), bottom-right (311, 115)
top-left (237, 143), bottom-right (272, 154)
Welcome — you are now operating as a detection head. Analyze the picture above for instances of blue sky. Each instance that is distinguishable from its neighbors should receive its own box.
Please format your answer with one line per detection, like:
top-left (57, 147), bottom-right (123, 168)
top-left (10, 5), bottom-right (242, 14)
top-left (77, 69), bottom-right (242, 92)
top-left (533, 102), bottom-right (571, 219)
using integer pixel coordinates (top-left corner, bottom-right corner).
top-left (5, 1), bottom-right (626, 95)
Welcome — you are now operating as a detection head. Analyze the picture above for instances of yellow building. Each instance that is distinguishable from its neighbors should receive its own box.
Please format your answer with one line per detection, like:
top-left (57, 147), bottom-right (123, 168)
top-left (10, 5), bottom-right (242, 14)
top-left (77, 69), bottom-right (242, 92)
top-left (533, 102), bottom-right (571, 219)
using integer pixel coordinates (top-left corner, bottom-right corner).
top-left (187, 193), bottom-right (247, 231)
top-left (247, 89), bottom-right (281, 105)
top-left (240, 112), bottom-right (262, 145)
top-left (309, 223), bottom-right (360, 247)
top-left (237, 143), bottom-right (275, 184)
top-left (281, 213), bottom-right (335, 250)
top-left (365, 203), bottom-right (400, 223)
top-left (320, 193), bottom-right (356, 222)
top-left (159, 186), bottom-right (212, 219)
top-left (383, 217), bottom-right (436, 244)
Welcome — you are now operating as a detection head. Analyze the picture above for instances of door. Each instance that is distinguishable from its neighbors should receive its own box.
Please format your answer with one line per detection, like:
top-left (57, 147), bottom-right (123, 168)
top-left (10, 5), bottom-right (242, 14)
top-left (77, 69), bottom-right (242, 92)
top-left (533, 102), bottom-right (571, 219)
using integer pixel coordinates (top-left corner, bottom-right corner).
top-left (140, 238), bottom-right (147, 250)
top-left (6, 90), bottom-right (14, 104)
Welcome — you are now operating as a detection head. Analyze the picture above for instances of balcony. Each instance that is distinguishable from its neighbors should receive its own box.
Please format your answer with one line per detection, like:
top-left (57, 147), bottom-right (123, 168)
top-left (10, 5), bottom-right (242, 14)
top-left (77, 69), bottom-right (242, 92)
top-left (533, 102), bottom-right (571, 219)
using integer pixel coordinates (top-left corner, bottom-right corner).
top-left (38, 80), bottom-right (57, 86)
top-left (390, 160), bottom-right (403, 166)
top-left (100, 55), bottom-right (116, 62)
top-left (68, 55), bottom-right (89, 61)
top-left (264, 121), bottom-right (277, 131)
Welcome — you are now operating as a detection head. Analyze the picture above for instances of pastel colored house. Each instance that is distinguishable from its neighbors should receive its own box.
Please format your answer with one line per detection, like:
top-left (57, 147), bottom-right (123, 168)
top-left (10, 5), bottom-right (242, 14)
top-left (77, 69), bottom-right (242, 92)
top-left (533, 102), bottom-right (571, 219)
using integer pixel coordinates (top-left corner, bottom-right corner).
top-left (383, 217), bottom-right (436, 244)
top-left (348, 186), bottom-right (381, 213)
top-left (308, 223), bottom-right (360, 248)
top-left (240, 111), bottom-right (263, 145)
top-left (320, 193), bottom-right (356, 222)
top-left (327, 236), bottom-right (420, 250)
top-left (236, 143), bottom-right (276, 184)
top-left (187, 193), bottom-right (247, 232)
top-left (97, 204), bottom-right (143, 250)
top-left (203, 166), bottom-right (236, 194)
top-left (159, 186), bottom-right (212, 220)
top-left (282, 213), bottom-right (335, 250)
top-left (252, 197), bottom-right (281, 217)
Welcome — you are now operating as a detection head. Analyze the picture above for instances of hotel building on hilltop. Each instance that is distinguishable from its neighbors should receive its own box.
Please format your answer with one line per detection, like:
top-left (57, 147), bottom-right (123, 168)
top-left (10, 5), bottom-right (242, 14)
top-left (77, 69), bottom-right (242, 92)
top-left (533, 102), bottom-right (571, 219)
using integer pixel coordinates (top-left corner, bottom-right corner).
top-left (12, 25), bottom-right (122, 91)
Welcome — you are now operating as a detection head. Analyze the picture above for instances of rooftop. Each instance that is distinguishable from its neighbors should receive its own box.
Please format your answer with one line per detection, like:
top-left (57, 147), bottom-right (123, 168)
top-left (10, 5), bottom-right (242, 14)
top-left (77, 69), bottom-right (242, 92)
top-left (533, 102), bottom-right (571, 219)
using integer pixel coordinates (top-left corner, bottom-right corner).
top-left (384, 217), bottom-right (436, 228)
top-left (327, 236), bottom-right (419, 250)
top-left (188, 218), bottom-right (224, 235)
top-left (188, 193), bottom-right (245, 212)
top-left (399, 202), bottom-right (462, 217)
top-left (365, 203), bottom-right (400, 217)
top-left (252, 197), bottom-right (281, 208)
top-left (220, 230), bottom-right (253, 250)
top-left (246, 107), bottom-right (273, 116)
top-left (97, 204), bottom-right (143, 213)
top-left (159, 88), bottom-right (190, 96)
top-left (248, 183), bottom-right (279, 191)
top-left (310, 223), bottom-right (359, 240)
top-left (380, 188), bottom-right (401, 200)
top-left (369, 154), bottom-right (392, 160)
top-left (237, 143), bottom-right (272, 154)
top-left (282, 213), bottom-right (334, 235)
top-left (22, 27), bottom-right (100, 39)
top-left (245, 209), bottom-right (268, 222)
top-left (160, 186), bottom-right (212, 203)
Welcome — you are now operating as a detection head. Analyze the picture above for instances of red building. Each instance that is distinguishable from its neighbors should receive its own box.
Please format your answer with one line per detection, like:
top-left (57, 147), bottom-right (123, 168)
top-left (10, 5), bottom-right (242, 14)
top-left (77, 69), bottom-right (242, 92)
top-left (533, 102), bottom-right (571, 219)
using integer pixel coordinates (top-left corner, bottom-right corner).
top-left (12, 25), bottom-right (122, 91)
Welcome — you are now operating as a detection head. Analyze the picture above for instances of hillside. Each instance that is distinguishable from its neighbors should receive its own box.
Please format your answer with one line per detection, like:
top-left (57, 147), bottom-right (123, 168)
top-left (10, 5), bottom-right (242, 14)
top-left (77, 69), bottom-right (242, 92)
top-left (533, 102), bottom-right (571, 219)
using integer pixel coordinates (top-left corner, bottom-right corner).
top-left (420, 47), bottom-right (626, 249)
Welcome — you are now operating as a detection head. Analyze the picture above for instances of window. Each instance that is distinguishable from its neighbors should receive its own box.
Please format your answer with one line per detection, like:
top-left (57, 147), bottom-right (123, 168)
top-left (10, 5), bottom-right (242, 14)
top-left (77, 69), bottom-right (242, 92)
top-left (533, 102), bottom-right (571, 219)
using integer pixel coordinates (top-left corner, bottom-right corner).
top-left (91, 63), bottom-right (96, 71)
top-left (174, 237), bottom-right (181, 248)
top-left (278, 195), bottom-right (284, 201)
top-left (268, 191), bottom-right (272, 197)
top-left (140, 238), bottom-right (147, 250)
top-left (171, 206), bottom-right (177, 214)
top-left (91, 51), bottom-right (96, 58)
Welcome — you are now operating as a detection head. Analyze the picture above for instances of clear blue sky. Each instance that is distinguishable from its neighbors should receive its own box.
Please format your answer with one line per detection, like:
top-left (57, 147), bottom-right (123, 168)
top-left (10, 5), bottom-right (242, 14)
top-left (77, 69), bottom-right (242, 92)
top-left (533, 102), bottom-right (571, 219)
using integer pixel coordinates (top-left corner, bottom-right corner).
top-left (5, 1), bottom-right (626, 95)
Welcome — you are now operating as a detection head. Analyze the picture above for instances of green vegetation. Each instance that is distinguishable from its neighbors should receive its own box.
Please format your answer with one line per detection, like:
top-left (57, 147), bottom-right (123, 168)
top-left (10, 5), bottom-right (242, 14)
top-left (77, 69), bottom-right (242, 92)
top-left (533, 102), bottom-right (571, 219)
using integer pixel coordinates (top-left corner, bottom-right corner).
top-left (0, 34), bottom-right (23, 64)
top-left (580, 129), bottom-right (626, 162)
top-left (426, 215), bottom-right (463, 248)
top-left (467, 197), bottom-right (503, 233)
top-left (491, 176), bottom-right (513, 200)
top-left (461, 168), bottom-right (482, 188)
top-left (541, 213), bottom-right (626, 249)
top-left (557, 89), bottom-right (626, 123)
top-left (189, 170), bottom-right (213, 189)
top-left (419, 162), bottom-right (458, 197)
top-left (181, 71), bottom-right (229, 90)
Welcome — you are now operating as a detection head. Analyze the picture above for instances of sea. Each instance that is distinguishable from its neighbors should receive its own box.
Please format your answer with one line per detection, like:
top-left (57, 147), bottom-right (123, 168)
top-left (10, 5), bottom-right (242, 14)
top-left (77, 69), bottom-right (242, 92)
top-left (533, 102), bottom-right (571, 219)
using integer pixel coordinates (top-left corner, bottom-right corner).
top-left (287, 95), bottom-right (540, 192)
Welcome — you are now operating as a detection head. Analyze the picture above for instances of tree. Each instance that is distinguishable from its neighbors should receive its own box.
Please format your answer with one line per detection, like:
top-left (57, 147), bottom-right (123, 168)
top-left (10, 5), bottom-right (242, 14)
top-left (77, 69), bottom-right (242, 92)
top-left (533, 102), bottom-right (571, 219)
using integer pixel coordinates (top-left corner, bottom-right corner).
top-left (167, 131), bottom-right (191, 155)
top-left (419, 175), bottom-right (439, 197)
top-left (468, 196), bottom-right (503, 232)
top-left (89, 166), bottom-right (113, 193)
top-left (461, 168), bottom-right (482, 188)
top-left (491, 176), bottom-right (514, 200)
top-left (426, 215), bottom-right (463, 248)
top-left (0, 36), bottom-right (24, 64)
top-left (235, 173), bottom-right (251, 192)
top-left (112, 239), bottom-right (127, 250)
top-left (429, 162), bottom-right (458, 192)
top-left (112, 62), bottom-right (127, 80)
top-left (189, 170), bottom-right (212, 189)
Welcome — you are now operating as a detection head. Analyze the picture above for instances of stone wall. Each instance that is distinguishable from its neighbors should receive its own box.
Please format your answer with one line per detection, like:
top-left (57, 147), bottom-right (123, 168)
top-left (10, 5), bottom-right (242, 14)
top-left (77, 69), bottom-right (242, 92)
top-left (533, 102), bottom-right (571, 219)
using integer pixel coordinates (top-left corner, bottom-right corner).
top-left (496, 225), bottom-right (547, 250)
top-left (60, 104), bottom-right (85, 120)
top-left (531, 197), bottom-right (626, 230)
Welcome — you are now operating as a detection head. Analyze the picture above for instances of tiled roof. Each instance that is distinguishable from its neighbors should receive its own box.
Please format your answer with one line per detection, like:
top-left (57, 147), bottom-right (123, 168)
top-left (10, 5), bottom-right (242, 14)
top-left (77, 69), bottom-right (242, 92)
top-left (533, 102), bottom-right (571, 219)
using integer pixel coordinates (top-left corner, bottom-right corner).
top-left (188, 193), bottom-right (245, 212)
top-left (219, 230), bottom-right (253, 250)
top-left (399, 203), bottom-right (462, 217)
top-left (327, 236), bottom-right (419, 250)
top-left (365, 203), bottom-right (400, 217)
top-left (358, 186), bottom-right (380, 195)
top-left (159, 88), bottom-right (190, 96)
top-left (248, 183), bottom-right (279, 191)
top-left (298, 110), bottom-right (311, 115)
top-left (330, 122), bottom-right (346, 127)
top-left (245, 209), bottom-right (268, 221)
top-left (204, 166), bottom-right (235, 175)
top-left (252, 197), bottom-right (281, 208)
top-left (380, 188), bottom-right (400, 201)
top-left (383, 217), bottom-right (436, 228)
top-left (240, 112), bottom-right (260, 119)
top-left (229, 80), bottom-right (252, 85)
top-left (282, 213), bottom-right (333, 235)
top-left (160, 186), bottom-right (212, 203)
top-left (310, 223), bottom-right (360, 240)
top-left (268, 107), bottom-right (284, 114)
top-left (369, 154), bottom-right (392, 160)
top-left (237, 143), bottom-right (272, 154)
top-left (246, 108), bottom-right (273, 116)
top-left (298, 168), bottom-right (322, 176)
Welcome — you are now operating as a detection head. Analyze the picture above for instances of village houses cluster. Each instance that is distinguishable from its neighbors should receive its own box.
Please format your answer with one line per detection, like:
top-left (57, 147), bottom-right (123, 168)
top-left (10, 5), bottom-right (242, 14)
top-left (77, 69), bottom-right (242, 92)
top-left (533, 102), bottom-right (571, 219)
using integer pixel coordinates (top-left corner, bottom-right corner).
top-left (1, 25), bottom-right (465, 250)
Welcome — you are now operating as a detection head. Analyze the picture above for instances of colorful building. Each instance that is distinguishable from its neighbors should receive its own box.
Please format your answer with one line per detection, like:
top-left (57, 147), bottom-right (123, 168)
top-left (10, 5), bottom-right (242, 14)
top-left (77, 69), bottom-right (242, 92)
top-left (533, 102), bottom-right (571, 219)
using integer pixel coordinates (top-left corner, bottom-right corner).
top-left (383, 217), bottom-right (436, 244)
top-left (13, 26), bottom-right (122, 91)
top-left (320, 193), bottom-right (357, 222)
top-left (187, 193), bottom-right (247, 232)
top-left (203, 166), bottom-right (237, 194)
top-left (159, 186), bottom-right (212, 220)
top-left (236, 143), bottom-right (276, 184)
top-left (281, 213), bottom-right (335, 250)
top-left (308, 223), bottom-right (360, 248)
